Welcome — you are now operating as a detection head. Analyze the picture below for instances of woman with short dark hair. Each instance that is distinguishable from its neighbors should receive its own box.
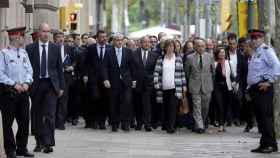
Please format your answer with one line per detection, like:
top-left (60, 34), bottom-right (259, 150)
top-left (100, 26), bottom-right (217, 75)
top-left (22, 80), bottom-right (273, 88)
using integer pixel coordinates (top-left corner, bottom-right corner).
top-left (154, 39), bottom-right (187, 134)
top-left (213, 47), bottom-right (233, 132)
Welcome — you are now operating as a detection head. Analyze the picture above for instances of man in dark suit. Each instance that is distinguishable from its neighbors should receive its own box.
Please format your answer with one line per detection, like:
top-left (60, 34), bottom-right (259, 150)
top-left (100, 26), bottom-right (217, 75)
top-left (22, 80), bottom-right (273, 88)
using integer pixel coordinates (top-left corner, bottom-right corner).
top-left (53, 31), bottom-right (75, 130)
top-left (225, 33), bottom-right (247, 126)
top-left (132, 36), bottom-right (159, 131)
top-left (102, 33), bottom-right (134, 132)
top-left (84, 30), bottom-right (111, 129)
top-left (26, 23), bottom-right (65, 154)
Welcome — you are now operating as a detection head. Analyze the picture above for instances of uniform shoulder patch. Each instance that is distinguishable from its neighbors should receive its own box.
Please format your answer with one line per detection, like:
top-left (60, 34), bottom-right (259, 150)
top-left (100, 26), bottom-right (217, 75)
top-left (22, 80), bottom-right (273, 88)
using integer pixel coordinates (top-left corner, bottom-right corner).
top-left (263, 46), bottom-right (269, 49)
top-left (0, 49), bottom-right (8, 54)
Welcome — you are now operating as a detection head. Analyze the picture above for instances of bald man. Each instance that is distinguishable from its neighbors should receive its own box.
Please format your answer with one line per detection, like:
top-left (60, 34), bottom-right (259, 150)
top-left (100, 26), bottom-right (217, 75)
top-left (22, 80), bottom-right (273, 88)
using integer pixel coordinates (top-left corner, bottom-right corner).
top-left (26, 23), bottom-right (65, 154)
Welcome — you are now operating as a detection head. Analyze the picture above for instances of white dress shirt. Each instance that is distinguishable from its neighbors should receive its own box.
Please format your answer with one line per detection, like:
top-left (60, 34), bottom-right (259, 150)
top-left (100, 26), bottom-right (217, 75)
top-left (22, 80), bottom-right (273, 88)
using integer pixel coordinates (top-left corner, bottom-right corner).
top-left (141, 49), bottom-right (148, 60)
top-left (61, 45), bottom-right (66, 63)
top-left (97, 43), bottom-right (105, 59)
top-left (162, 54), bottom-right (176, 90)
top-left (39, 40), bottom-right (49, 78)
top-left (229, 50), bottom-right (238, 77)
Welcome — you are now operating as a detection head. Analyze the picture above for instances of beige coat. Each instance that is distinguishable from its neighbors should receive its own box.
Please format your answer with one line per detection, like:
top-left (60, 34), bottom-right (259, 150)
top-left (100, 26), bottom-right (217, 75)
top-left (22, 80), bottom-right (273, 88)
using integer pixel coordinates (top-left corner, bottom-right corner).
top-left (185, 52), bottom-right (214, 94)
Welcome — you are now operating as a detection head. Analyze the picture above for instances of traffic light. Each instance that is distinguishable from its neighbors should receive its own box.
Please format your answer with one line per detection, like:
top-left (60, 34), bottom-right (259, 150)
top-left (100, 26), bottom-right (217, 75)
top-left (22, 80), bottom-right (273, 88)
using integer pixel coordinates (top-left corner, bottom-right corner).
top-left (69, 13), bottom-right (78, 31)
top-left (70, 13), bottom-right (77, 22)
top-left (70, 23), bottom-right (77, 30)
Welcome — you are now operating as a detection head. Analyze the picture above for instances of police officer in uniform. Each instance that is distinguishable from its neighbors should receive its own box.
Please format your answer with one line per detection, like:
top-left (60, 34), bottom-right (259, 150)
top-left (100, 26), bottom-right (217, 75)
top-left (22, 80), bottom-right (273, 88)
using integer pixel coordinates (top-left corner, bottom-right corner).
top-left (247, 29), bottom-right (280, 153)
top-left (0, 27), bottom-right (34, 158)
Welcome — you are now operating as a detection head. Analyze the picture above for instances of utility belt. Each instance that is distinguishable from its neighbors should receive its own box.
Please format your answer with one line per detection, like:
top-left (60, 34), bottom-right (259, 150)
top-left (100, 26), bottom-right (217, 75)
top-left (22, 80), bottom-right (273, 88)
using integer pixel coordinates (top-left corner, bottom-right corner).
top-left (0, 83), bottom-right (17, 98)
top-left (245, 80), bottom-right (273, 101)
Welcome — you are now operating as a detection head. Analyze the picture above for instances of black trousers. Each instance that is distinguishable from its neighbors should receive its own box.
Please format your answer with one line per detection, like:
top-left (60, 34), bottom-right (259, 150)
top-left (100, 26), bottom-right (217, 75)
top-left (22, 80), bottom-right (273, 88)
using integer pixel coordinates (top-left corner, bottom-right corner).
top-left (110, 83), bottom-right (132, 126)
top-left (135, 86), bottom-right (153, 127)
top-left (249, 84), bottom-right (277, 148)
top-left (67, 78), bottom-right (82, 121)
top-left (56, 72), bottom-right (72, 128)
top-left (162, 89), bottom-right (178, 130)
top-left (0, 92), bottom-right (30, 154)
top-left (213, 83), bottom-right (231, 126)
top-left (92, 82), bottom-right (109, 126)
top-left (31, 79), bottom-right (58, 147)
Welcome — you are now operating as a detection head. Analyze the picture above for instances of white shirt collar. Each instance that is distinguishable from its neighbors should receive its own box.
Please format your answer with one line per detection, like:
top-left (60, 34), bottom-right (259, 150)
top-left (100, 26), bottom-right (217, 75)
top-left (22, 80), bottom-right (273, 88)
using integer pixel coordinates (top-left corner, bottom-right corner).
top-left (39, 40), bottom-right (49, 47)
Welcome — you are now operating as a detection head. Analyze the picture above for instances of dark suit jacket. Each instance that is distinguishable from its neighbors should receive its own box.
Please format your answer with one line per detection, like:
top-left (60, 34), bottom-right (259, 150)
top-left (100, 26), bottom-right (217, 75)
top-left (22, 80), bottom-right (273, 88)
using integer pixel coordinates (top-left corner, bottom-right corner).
top-left (102, 47), bottom-right (134, 90)
top-left (26, 41), bottom-right (65, 95)
top-left (85, 44), bottom-right (111, 97)
top-left (225, 48), bottom-right (247, 85)
top-left (62, 45), bottom-right (75, 68)
top-left (132, 48), bottom-right (159, 92)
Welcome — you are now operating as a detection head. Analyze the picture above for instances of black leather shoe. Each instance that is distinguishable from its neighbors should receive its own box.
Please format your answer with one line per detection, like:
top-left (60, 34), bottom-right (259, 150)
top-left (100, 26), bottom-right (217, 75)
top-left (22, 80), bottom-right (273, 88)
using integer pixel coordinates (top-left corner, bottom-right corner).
top-left (251, 146), bottom-right (275, 153)
top-left (99, 124), bottom-right (106, 130)
top-left (112, 125), bottom-right (118, 132)
top-left (6, 152), bottom-right (17, 158)
top-left (91, 122), bottom-right (98, 129)
top-left (135, 124), bottom-right (142, 131)
top-left (145, 126), bottom-right (152, 132)
top-left (272, 146), bottom-right (278, 152)
top-left (56, 126), bottom-right (66, 130)
top-left (33, 145), bottom-right (44, 152)
top-left (167, 129), bottom-right (175, 134)
top-left (43, 146), bottom-right (53, 154)
top-left (243, 125), bottom-right (253, 133)
top-left (16, 151), bottom-right (34, 157)
top-left (130, 123), bottom-right (136, 128)
top-left (72, 119), bottom-right (79, 126)
top-left (192, 128), bottom-right (205, 134)
top-left (121, 123), bottom-right (130, 131)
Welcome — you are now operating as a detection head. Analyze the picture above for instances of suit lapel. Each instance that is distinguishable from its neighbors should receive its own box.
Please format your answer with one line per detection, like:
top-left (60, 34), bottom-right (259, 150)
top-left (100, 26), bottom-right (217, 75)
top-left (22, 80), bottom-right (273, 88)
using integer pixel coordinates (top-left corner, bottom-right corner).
top-left (138, 49), bottom-right (144, 67)
top-left (120, 48), bottom-right (125, 68)
top-left (112, 48), bottom-right (119, 67)
top-left (48, 43), bottom-right (53, 69)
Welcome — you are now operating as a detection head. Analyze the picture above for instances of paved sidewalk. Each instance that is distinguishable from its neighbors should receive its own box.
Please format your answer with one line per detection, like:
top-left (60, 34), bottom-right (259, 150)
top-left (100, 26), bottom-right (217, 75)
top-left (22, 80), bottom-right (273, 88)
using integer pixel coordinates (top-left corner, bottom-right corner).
top-left (23, 121), bottom-right (280, 158)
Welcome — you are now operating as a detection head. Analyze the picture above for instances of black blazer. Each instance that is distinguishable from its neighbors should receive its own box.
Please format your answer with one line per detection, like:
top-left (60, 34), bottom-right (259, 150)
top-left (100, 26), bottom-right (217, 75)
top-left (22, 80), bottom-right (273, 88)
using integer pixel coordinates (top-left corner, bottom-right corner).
top-left (85, 44), bottom-right (111, 97)
top-left (226, 48), bottom-right (246, 84)
top-left (102, 47), bottom-right (134, 89)
top-left (62, 45), bottom-right (76, 68)
top-left (26, 42), bottom-right (65, 95)
top-left (132, 48), bottom-right (159, 92)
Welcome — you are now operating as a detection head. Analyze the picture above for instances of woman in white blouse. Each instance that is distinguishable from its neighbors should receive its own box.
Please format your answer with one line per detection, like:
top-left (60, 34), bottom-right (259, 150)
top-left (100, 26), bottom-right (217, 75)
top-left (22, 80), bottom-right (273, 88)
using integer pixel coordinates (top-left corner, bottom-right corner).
top-left (154, 39), bottom-right (187, 134)
top-left (213, 47), bottom-right (233, 132)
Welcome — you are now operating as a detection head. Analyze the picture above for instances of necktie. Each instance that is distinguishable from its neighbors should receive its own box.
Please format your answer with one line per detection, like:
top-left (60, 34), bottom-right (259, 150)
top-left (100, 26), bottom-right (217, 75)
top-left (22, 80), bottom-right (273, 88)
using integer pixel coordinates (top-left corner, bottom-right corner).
top-left (41, 44), bottom-right (47, 78)
top-left (199, 54), bottom-right (203, 70)
top-left (100, 46), bottom-right (104, 61)
top-left (143, 51), bottom-right (147, 66)
top-left (117, 49), bottom-right (121, 67)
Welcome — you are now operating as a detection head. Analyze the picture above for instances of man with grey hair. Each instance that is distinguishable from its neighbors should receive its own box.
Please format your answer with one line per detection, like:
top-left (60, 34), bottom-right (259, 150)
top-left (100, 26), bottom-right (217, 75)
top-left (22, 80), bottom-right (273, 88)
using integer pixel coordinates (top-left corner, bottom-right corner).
top-left (185, 38), bottom-right (214, 134)
top-left (102, 33), bottom-right (134, 132)
top-left (131, 36), bottom-right (159, 131)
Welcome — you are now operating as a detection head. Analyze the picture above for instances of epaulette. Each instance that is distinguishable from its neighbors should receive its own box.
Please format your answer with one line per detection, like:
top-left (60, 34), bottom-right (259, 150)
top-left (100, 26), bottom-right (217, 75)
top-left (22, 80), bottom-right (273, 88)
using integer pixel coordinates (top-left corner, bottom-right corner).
top-left (0, 49), bottom-right (8, 54)
top-left (263, 46), bottom-right (269, 50)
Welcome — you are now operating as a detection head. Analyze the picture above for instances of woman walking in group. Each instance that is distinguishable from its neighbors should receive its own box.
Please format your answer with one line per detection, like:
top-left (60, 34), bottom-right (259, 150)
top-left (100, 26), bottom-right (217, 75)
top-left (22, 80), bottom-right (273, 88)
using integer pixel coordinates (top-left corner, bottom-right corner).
top-left (154, 39), bottom-right (187, 134)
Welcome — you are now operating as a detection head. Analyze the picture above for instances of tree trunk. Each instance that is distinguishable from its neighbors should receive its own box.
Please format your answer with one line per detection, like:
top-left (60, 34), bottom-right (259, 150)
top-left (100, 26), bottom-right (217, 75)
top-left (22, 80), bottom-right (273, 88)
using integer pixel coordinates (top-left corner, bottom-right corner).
top-left (273, 0), bottom-right (280, 138)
